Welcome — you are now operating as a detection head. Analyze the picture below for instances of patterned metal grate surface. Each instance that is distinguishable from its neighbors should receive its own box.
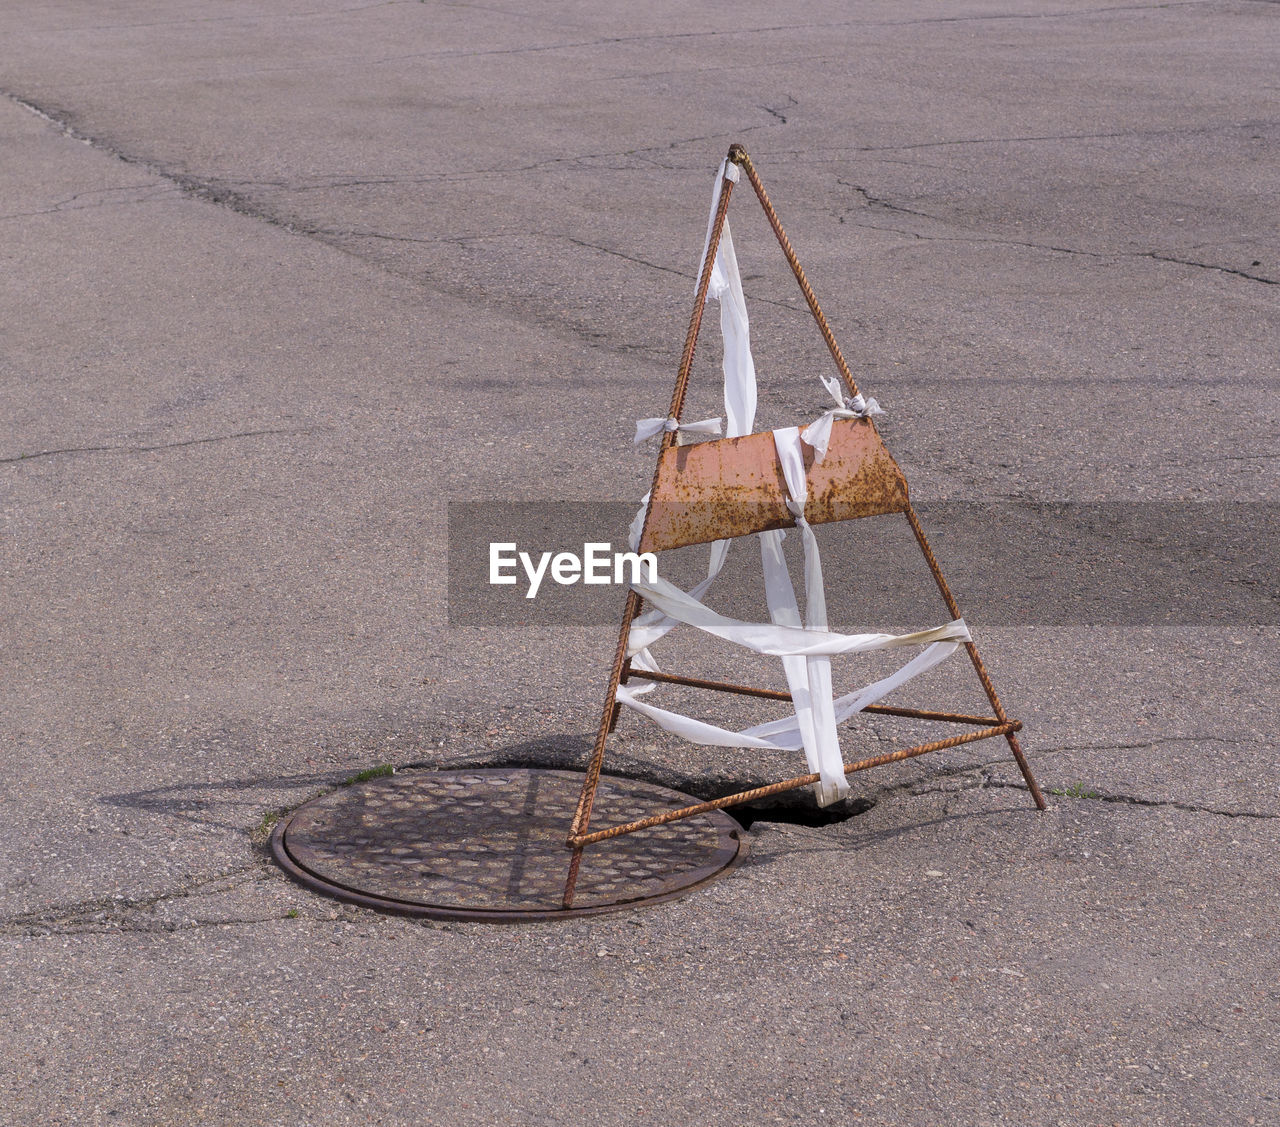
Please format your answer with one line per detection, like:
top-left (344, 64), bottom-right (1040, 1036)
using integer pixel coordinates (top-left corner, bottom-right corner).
top-left (271, 768), bottom-right (745, 921)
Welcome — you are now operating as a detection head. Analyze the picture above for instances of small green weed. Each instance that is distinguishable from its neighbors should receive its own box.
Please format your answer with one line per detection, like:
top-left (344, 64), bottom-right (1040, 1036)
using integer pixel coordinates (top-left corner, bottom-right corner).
top-left (286, 908), bottom-right (299, 919)
top-left (1049, 781), bottom-right (1101, 800)
top-left (250, 808), bottom-right (288, 847)
top-left (343, 763), bottom-right (395, 786)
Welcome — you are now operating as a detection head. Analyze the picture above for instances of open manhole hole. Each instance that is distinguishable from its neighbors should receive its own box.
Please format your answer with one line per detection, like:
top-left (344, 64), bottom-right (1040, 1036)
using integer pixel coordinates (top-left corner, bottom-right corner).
top-left (271, 768), bottom-right (746, 922)
top-left (732, 793), bottom-right (876, 829)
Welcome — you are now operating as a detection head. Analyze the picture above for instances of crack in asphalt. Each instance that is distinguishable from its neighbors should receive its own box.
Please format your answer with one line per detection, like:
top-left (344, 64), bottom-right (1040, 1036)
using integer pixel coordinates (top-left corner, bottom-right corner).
top-left (975, 777), bottom-right (1279, 819)
top-left (241, 127), bottom-right (776, 194)
top-left (874, 734), bottom-right (1278, 822)
top-left (27, 0), bottom-right (1212, 80)
top-left (761, 95), bottom-right (797, 126)
top-left (563, 236), bottom-right (691, 281)
top-left (4, 90), bottom-right (296, 227)
top-left (0, 182), bottom-right (177, 222)
top-left (11, 80), bottom-right (1270, 393)
top-left (213, 118), bottom-right (1276, 193)
top-left (364, 3), bottom-right (1211, 66)
top-left (2, 92), bottom-right (785, 357)
top-left (880, 0), bottom-right (1209, 22)
top-left (594, 54), bottom-right (835, 86)
top-left (0, 427), bottom-right (319, 466)
top-left (562, 236), bottom-right (812, 314)
top-left (1138, 250), bottom-right (1279, 286)
top-left (846, 119), bottom-right (1278, 155)
top-left (321, 227), bottom-right (526, 247)
top-left (6, 727), bottom-right (1271, 934)
top-left (839, 213), bottom-right (1277, 286)
top-left (835, 179), bottom-right (938, 222)
top-left (0, 864), bottom-right (278, 936)
top-left (38, 1), bottom-right (418, 36)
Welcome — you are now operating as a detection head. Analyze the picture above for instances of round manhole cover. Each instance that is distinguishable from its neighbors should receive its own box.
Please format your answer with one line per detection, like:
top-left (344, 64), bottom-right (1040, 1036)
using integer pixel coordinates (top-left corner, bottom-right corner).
top-left (271, 768), bottom-right (746, 922)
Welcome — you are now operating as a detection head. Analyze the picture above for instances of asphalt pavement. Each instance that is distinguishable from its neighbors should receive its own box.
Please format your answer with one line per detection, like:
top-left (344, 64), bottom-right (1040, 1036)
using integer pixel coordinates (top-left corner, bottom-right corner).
top-left (1, 2), bottom-right (1277, 1124)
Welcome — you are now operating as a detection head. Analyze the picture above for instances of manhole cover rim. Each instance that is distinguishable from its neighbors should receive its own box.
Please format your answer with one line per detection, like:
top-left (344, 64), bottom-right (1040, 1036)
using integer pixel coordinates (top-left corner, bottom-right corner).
top-left (270, 767), bottom-right (747, 923)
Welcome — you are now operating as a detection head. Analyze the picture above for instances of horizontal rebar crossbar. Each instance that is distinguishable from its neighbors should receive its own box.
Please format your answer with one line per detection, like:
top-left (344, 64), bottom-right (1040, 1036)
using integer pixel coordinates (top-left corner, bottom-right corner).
top-left (568, 721), bottom-right (1020, 846)
top-left (626, 668), bottom-right (1002, 726)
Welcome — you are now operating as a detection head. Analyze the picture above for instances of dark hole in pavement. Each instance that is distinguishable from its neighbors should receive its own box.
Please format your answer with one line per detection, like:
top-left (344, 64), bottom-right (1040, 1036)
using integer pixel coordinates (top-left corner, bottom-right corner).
top-left (729, 794), bottom-right (876, 829)
top-left (414, 754), bottom-right (877, 830)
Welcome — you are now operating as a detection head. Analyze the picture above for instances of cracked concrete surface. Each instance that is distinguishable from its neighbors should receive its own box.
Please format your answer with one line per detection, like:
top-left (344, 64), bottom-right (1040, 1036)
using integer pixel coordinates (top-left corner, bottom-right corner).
top-left (1, 1), bottom-right (1278, 1124)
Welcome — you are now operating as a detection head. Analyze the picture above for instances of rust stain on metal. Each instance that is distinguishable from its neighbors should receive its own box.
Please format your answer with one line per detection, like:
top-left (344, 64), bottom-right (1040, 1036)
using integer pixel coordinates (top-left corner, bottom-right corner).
top-left (807, 417), bottom-right (909, 523)
top-left (639, 417), bottom-right (907, 553)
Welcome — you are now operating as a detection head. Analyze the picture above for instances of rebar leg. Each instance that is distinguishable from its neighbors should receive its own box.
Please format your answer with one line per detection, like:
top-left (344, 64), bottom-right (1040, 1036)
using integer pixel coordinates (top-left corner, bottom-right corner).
top-left (563, 592), bottom-right (639, 908)
top-left (904, 505), bottom-right (1047, 811)
top-left (1003, 729), bottom-right (1047, 810)
top-left (562, 159), bottom-right (740, 909)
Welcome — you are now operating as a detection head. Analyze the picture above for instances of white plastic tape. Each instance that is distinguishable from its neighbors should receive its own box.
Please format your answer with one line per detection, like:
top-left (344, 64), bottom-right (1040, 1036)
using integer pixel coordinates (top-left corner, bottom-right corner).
top-left (629, 576), bottom-right (969, 659)
top-left (633, 416), bottom-right (723, 444)
top-left (618, 639), bottom-right (962, 754)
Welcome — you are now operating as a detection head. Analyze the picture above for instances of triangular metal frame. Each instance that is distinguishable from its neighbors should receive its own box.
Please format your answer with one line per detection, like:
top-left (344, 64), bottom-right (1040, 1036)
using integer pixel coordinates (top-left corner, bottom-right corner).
top-left (562, 143), bottom-right (1044, 908)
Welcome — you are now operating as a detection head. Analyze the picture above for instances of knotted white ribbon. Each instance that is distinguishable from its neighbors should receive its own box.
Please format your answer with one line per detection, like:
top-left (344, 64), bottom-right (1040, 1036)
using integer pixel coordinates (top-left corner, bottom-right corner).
top-left (800, 371), bottom-right (885, 462)
top-left (633, 416), bottom-right (723, 444)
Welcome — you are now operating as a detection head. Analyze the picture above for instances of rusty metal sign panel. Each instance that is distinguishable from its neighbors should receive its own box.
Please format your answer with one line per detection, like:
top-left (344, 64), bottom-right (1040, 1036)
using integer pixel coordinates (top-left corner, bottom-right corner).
top-left (639, 416), bottom-right (908, 553)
